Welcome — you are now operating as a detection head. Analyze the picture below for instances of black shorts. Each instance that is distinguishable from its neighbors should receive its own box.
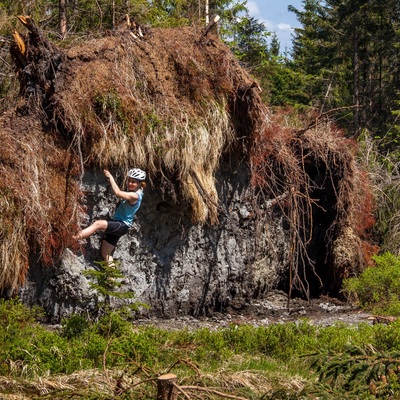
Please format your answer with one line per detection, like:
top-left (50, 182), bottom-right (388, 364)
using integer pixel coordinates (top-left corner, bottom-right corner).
top-left (103, 220), bottom-right (129, 246)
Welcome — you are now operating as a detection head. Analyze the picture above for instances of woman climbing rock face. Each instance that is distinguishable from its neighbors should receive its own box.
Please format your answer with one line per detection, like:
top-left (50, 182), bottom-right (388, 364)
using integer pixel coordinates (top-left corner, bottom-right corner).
top-left (74, 168), bottom-right (146, 266)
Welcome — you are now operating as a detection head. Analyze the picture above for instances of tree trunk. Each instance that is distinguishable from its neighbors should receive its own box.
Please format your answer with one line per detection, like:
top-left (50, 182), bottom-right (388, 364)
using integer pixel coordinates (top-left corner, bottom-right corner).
top-left (112, 0), bottom-right (116, 30)
top-left (59, 0), bottom-right (67, 39)
top-left (157, 374), bottom-right (177, 400)
top-left (202, 15), bottom-right (220, 37)
top-left (352, 28), bottom-right (360, 134)
top-left (95, 0), bottom-right (103, 30)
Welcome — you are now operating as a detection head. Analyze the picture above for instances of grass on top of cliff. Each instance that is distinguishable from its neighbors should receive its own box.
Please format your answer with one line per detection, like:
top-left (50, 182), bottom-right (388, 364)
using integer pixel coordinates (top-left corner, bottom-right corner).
top-left (2, 299), bottom-right (400, 399)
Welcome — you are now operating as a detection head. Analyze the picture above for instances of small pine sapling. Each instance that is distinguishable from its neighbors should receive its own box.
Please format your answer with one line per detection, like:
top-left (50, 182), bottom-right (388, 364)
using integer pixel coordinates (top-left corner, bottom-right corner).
top-left (83, 260), bottom-right (148, 317)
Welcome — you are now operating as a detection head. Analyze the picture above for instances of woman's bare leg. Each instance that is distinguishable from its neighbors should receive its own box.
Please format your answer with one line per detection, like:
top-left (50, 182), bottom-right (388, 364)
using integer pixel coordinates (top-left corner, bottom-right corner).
top-left (75, 220), bottom-right (108, 240)
top-left (101, 239), bottom-right (116, 266)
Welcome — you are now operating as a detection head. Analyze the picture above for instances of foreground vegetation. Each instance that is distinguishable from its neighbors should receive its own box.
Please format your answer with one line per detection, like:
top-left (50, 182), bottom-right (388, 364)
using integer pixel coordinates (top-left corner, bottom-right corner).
top-left (3, 253), bottom-right (400, 399)
top-left (1, 302), bottom-right (400, 397)
top-left (344, 252), bottom-right (400, 317)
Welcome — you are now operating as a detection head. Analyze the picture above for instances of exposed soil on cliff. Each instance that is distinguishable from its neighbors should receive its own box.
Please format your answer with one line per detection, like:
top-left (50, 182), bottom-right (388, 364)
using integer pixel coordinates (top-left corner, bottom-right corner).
top-left (1, 18), bottom-right (376, 316)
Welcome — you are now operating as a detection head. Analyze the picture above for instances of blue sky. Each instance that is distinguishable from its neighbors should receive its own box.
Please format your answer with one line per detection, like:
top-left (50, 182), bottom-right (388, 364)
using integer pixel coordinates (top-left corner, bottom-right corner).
top-left (247, 0), bottom-right (304, 52)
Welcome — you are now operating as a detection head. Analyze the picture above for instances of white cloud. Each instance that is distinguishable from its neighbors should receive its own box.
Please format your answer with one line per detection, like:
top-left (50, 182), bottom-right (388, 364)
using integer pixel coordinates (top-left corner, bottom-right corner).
top-left (245, 0), bottom-right (298, 51)
top-left (255, 19), bottom-right (294, 51)
top-left (247, 1), bottom-right (261, 18)
top-left (259, 18), bottom-right (273, 27)
top-left (276, 23), bottom-right (293, 31)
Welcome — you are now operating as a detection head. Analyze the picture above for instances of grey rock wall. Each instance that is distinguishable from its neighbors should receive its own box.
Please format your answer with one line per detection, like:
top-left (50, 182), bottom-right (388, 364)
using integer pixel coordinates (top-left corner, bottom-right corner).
top-left (20, 162), bottom-right (290, 320)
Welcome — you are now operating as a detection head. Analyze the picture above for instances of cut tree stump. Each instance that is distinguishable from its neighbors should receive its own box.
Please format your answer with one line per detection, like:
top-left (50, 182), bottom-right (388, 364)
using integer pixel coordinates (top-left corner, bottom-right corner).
top-left (157, 373), bottom-right (177, 400)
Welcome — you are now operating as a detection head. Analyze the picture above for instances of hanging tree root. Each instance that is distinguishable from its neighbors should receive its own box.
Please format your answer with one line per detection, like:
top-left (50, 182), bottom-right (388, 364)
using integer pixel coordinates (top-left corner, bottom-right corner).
top-left (249, 109), bottom-right (367, 301)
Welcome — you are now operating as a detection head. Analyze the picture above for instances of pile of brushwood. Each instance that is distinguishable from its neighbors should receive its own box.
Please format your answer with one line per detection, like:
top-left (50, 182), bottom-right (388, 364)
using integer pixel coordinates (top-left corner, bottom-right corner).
top-left (0, 16), bottom-right (375, 300)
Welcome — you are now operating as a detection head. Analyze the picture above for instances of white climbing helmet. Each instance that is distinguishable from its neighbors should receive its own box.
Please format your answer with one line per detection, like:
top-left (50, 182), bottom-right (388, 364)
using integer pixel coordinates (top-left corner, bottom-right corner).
top-left (127, 168), bottom-right (146, 181)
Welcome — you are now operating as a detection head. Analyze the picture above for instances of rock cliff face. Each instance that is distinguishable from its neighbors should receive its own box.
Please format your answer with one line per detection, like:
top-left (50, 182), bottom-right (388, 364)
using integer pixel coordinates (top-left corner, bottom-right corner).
top-left (20, 163), bottom-right (289, 320)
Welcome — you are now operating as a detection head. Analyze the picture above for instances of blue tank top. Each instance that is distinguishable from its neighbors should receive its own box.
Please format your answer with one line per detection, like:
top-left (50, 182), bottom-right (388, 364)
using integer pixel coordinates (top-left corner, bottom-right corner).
top-left (112, 189), bottom-right (143, 227)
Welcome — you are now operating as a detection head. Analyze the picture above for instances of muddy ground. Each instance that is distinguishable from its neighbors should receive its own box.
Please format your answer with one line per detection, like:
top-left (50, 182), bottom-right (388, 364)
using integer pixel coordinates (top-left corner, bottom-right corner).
top-left (134, 291), bottom-right (374, 330)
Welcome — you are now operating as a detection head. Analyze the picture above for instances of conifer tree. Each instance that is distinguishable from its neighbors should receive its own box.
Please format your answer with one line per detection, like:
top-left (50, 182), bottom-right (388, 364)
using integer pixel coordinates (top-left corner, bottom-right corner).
top-left (228, 15), bottom-right (269, 67)
top-left (289, 0), bottom-right (342, 113)
top-left (290, 0), bottom-right (400, 137)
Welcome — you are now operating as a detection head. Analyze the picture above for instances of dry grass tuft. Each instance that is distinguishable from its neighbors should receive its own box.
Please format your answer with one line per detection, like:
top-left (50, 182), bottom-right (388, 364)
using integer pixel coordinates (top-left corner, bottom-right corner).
top-left (0, 113), bottom-right (81, 292)
top-left (0, 369), bottom-right (120, 398)
top-left (0, 200), bottom-right (28, 291)
top-left (2, 23), bottom-right (257, 292)
top-left (0, 366), bottom-right (307, 399)
top-left (52, 29), bottom-right (241, 223)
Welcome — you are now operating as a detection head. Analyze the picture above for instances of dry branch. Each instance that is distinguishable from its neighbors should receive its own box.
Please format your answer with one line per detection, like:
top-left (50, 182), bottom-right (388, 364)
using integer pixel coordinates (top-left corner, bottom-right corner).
top-left (166, 359), bottom-right (202, 377)
top-left (202, 15), bottom-right (220, 37)
top-left (295, 105), bottom-right (363, 137)
top-left (179, 385), bottom-right (248, 399)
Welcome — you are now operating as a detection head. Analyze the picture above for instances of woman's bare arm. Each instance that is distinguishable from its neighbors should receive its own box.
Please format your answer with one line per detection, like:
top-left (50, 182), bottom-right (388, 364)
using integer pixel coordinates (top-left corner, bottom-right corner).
top-left (104, 169), bottom-right (138, 204)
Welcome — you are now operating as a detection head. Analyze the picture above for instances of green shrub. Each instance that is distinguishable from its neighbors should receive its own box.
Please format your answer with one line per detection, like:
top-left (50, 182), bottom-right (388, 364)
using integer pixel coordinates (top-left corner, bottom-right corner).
top-left (0, 297), bottom-right (44, 329)
top-left (371, 320), bottom-right (400, 351)
top-left (96, 309), bottom-right (133, 337)
top-left (61, 314), bottom-right (90, 339)
top-left (343, 252), bottom-right (400, 315)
